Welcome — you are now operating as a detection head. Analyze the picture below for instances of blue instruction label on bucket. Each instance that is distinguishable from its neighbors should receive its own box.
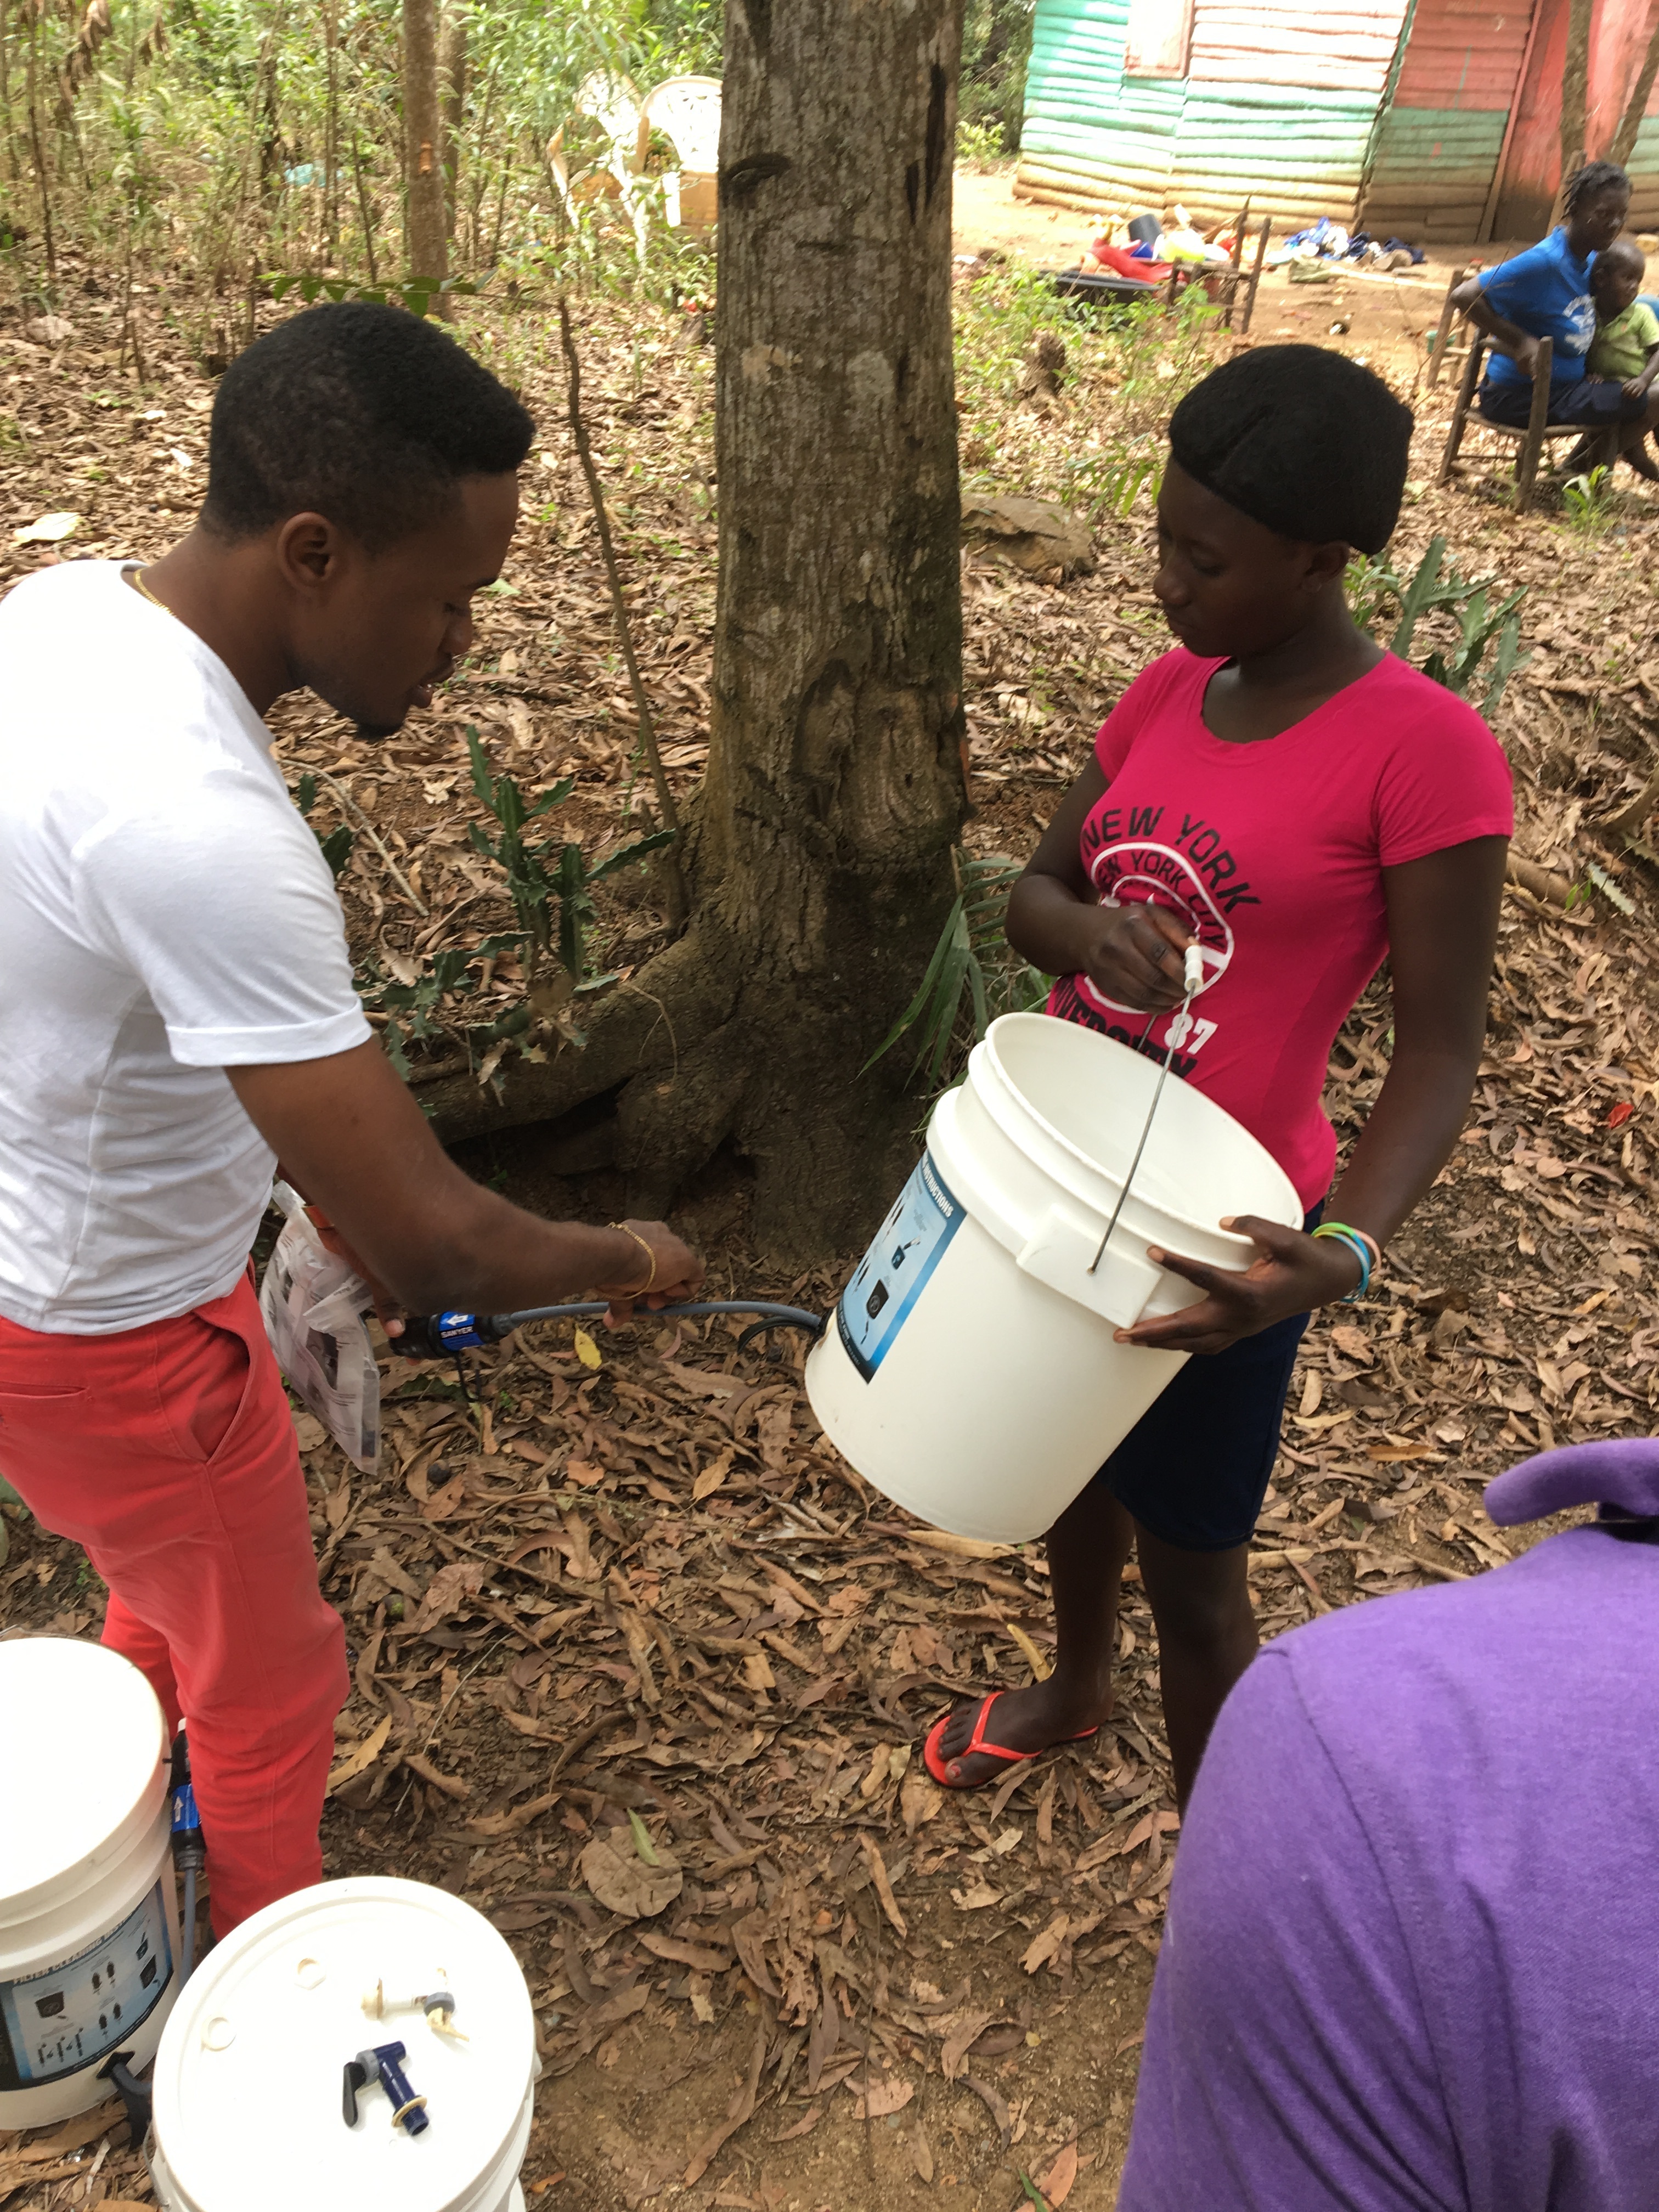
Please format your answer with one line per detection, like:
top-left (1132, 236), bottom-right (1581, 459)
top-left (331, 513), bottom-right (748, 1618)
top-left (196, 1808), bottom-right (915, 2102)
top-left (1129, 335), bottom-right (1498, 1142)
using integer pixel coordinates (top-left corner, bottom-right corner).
top-left (836, 1150), bottom-right (963, 1384)
top-left (0, 1880), bottom-right (173, 2091)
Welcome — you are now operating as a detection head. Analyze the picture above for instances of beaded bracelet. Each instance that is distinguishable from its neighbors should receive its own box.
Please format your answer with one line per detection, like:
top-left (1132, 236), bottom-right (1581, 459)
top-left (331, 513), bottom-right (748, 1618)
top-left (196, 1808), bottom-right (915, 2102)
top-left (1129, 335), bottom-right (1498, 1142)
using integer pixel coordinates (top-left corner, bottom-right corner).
top-left (1311, 1222), bottom-right (1374, 1303)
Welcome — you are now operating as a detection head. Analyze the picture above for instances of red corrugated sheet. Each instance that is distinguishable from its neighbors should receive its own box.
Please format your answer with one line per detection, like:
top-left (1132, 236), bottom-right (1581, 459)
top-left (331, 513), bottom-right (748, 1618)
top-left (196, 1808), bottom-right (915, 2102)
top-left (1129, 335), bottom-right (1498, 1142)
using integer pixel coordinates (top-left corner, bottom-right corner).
top-left (1392, 0), bottom-right (1533, 111)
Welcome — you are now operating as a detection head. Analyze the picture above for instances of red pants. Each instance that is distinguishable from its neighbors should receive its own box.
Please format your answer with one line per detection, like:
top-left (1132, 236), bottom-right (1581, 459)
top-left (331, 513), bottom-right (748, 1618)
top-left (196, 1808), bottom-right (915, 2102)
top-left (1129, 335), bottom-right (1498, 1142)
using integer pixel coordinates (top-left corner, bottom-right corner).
top-left (0, 1273), bottom-right (347, 1932)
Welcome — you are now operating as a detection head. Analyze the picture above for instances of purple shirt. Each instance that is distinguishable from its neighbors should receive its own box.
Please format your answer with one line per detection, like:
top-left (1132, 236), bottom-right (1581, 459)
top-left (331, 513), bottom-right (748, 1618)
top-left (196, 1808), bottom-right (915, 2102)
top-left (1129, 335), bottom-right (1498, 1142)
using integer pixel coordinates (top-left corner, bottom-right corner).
top-left (1119, 1526), bottom-right (1659, 2210)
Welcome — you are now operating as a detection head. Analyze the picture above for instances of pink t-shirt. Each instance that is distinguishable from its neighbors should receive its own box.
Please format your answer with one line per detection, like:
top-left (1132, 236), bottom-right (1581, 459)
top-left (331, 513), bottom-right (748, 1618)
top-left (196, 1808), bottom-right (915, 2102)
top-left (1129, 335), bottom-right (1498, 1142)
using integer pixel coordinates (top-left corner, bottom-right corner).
top-left (1046, 648), bottom-right (1514, 1206)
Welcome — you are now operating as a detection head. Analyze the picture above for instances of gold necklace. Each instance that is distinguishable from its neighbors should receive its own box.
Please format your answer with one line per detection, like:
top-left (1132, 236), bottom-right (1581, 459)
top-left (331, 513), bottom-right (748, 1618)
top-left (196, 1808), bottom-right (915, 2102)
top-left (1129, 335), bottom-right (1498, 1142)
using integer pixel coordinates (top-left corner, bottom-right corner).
top-left (125, 563), bottom-right (174, 617)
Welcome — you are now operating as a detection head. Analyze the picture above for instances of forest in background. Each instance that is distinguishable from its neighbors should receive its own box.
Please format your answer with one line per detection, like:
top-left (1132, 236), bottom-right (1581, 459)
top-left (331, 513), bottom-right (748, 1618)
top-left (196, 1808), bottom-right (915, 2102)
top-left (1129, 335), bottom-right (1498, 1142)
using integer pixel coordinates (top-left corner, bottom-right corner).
top-left (0, 0), bottom-right (1033, 348)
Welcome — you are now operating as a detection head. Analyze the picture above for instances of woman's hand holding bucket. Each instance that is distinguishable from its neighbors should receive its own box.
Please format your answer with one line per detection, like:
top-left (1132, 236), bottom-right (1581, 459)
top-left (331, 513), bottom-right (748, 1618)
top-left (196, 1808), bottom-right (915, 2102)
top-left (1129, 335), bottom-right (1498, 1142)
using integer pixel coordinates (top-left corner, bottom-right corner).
top-left (1114, 1214), bottom-right (1363, 1356)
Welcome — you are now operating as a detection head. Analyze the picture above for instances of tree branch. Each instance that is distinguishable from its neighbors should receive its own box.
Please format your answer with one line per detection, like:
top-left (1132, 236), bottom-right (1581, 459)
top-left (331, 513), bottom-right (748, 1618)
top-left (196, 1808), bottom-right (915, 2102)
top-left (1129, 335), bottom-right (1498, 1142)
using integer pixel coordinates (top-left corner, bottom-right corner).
top-left (557, 294), bottom-right (690, 928)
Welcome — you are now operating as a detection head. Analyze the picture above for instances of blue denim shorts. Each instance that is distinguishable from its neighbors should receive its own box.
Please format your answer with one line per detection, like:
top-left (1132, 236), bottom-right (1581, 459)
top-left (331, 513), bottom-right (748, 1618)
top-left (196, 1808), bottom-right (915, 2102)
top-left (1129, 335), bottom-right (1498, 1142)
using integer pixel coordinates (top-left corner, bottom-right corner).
top-left (1088, 1207), bottom-right (1321, 1552)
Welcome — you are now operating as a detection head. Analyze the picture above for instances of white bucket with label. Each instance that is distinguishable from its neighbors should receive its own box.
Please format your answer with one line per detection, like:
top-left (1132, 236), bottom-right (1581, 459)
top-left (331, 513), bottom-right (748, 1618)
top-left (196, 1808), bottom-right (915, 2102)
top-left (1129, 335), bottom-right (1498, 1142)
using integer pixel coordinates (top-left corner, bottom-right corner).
top-left (0, 1638), bottom-right (180, 2128)
top-left (805, 1012), bottom-right (1302, 1543)
top-left (150, 1876), bottom-right (539, 2212)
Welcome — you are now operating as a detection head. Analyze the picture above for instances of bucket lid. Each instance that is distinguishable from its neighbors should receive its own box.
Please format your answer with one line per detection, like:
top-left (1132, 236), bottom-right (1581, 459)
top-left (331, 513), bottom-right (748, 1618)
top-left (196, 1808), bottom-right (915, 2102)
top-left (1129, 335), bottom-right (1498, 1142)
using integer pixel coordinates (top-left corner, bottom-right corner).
top-left (151, 1877), bottom-right (536, 2212)
top-left (0, 1638), bottom-right (167, 1927)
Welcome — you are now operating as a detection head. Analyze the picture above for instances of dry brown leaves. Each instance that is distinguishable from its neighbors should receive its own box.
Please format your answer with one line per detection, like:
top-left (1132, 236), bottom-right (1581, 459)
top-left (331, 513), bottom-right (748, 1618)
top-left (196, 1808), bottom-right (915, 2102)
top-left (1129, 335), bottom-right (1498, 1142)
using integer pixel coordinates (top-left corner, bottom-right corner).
top-left (4, 258), bottom-right (1659, 2208)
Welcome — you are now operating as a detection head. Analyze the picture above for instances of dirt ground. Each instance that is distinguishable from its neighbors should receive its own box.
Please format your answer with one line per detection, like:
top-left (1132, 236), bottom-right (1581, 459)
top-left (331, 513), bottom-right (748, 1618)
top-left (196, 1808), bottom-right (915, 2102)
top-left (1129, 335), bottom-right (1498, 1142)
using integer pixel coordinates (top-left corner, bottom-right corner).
top-left (5, 180), bottom-right (1659, 2212)
top-left (952, 165), bottom-right (1604, 387)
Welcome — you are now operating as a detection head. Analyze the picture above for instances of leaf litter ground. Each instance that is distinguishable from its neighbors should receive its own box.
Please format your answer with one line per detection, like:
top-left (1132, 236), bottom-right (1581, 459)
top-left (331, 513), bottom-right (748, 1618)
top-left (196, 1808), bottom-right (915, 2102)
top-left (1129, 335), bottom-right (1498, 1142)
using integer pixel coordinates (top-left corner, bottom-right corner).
top-left (4, 246), bottom-right (1659, 2212)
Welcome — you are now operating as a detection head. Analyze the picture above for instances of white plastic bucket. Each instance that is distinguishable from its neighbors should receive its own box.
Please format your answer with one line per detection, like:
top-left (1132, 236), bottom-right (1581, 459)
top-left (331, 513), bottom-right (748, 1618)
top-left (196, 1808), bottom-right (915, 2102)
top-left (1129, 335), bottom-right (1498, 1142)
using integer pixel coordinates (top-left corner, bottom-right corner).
top-left (805, 1012), bottom-right (1302, 1543)
top-left (150, 1876), bottom-right (539, 2212)
top-left (0, 1638), bottom-right (180, 2128)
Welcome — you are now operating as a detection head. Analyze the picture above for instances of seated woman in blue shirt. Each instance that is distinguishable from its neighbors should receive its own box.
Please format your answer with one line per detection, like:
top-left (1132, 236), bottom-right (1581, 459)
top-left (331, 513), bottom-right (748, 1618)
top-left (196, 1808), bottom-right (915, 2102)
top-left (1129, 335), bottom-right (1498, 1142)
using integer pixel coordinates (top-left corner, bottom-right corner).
top-left (1449, 161), bottom-right (1659, 473)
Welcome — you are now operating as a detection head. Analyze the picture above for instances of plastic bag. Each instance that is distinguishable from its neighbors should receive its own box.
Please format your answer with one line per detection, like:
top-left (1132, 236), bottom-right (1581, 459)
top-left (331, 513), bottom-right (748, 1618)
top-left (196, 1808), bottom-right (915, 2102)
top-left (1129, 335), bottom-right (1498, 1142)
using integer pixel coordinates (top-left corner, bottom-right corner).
top-left (259, 1182), bottom-right (381, 1470)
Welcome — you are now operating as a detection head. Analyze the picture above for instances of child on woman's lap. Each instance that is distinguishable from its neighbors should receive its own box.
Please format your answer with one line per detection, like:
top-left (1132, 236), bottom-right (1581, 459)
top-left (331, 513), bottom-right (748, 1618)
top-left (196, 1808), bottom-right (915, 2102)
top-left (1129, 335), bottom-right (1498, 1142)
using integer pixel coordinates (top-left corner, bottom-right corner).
top-left (926, 347), bottom-right (1513, 1805)
top-left (1585, 238), bottom-right (1659, 478)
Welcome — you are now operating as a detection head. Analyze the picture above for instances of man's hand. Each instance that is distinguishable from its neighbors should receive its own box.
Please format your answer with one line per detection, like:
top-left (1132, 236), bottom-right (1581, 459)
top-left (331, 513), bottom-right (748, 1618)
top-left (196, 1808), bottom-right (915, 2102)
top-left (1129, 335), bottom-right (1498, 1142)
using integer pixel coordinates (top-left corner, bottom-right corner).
top-left (594, 1219), bottom-right (705, 1325)
top-left (1113, 1216), bottom-right (1361, 1356)
top-left (232, 1043), bottom-right (705, 1322)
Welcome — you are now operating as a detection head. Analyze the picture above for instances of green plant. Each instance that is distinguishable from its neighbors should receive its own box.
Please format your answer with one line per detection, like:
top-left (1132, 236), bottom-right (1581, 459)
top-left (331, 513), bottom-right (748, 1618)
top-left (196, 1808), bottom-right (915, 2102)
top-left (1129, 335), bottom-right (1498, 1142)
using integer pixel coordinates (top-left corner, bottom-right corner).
top-left (955, 118), bottom-right (1008, 167)
top-left (269, 269), bottom-right (489, 318)
top-left (359, 947), bottom-right (478, 1077)
top-left (866, 853), bottom-right (1051, 1090)
top-left (463, 725), bottom-right (672, 988)
top-left (1347, 535), bottom-right (1531, 718)
top-left (295, 772), bottom-right (355, 879)
top-left (1562, 462), bottom-right (1614, 534)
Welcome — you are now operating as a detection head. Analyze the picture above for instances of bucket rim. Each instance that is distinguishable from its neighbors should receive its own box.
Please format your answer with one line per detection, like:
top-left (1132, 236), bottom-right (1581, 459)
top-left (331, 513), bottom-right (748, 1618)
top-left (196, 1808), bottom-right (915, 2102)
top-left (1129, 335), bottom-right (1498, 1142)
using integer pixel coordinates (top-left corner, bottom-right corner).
top-left (977, 1012), bottom-right (1303, 1241)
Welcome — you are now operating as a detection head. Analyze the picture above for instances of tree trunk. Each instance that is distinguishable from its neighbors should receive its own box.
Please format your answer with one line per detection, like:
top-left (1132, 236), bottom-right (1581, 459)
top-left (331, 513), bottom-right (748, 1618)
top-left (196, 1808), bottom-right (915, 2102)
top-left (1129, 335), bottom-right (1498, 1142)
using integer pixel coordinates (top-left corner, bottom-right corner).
top-left (401, 0), bottom-right (448, 307)
top-left (439, 6), bottom-right (467, 241)
top-left (1560, 0), bottom-right (1592, 185)
top-left (424, 0), bottom-right (968, 1262)
top-left (1611, 14), bottom-right (1659, 168)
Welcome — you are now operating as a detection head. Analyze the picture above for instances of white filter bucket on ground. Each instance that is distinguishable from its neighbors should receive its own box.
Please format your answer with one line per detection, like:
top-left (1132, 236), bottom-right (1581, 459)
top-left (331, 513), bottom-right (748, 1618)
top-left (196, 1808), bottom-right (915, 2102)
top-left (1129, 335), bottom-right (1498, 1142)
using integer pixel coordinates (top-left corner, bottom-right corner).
top-left (150, 1876), bottom-right (538, 2212)
top-left (0, 1638), bottom-right (179, 2128)
top-left (806, 1012), bottom-right (1302, 1543)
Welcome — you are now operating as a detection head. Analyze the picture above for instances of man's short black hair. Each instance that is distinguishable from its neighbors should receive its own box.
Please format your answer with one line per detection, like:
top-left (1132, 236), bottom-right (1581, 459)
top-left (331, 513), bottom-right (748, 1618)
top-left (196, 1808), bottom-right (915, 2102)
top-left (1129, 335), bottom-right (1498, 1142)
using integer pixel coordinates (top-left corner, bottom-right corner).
top-left (1166, 344), bottom-right (1413, 556)
top-left (202, 301), bottom-right (535, 550)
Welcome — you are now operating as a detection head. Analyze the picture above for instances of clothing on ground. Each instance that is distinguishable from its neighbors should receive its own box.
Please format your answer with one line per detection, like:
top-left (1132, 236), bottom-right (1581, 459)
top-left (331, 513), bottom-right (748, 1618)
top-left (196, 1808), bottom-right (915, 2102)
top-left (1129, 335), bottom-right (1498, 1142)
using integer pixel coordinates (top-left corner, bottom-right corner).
top-left (1476, 372), bottom-right (1649, 429)
top-left (1045, 648), bottom-right (1514, 1209)
top-left (1588, 296), bottom-right (1659, 382)
top-left (1091, 1212), bottom-right (1318, 1551)
top-left (0, 1272), bottom-right (348, 1932)
top-left (1476, 228), bottom-right (1597, 387)
top-left (1117, 1520), bottom-right (1659, 2211)
top-left (0, 559), bottom-right (369, 1335)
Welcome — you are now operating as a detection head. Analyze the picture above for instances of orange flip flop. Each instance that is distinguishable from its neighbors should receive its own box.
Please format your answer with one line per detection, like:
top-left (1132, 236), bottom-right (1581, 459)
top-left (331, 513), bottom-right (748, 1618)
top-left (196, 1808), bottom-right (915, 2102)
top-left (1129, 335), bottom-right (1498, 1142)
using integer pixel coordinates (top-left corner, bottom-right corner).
top-left (922, 1691), bottom-right (1100, 1790)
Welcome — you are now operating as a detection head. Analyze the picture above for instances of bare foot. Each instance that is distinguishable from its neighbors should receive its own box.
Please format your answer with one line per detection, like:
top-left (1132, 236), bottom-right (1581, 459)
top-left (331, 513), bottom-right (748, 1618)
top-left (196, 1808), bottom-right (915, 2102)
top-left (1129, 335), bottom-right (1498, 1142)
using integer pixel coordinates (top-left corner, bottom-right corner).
top-left (932, 1680), bottom-right (1111, 1789)
top-left (1627, 442), bottom-right (1659, 482)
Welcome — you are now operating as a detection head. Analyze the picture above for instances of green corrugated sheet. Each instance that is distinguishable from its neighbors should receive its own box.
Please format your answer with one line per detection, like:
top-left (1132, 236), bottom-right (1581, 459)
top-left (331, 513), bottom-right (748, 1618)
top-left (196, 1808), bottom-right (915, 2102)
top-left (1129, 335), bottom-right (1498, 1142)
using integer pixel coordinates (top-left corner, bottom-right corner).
top-left (1019, 0), bottom-right (1384, 221)
top-left (1625, 114), bottom-right (1659, 229)
top-left (1361, 104), bottom-right (1505, 236)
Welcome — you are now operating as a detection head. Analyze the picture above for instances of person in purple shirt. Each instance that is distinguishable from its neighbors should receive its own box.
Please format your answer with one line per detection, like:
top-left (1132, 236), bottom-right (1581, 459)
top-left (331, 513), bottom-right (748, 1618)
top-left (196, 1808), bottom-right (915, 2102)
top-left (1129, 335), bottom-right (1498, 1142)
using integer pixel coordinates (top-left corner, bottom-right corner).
top-left (1118, 1436), bottom-right (1659, 2211)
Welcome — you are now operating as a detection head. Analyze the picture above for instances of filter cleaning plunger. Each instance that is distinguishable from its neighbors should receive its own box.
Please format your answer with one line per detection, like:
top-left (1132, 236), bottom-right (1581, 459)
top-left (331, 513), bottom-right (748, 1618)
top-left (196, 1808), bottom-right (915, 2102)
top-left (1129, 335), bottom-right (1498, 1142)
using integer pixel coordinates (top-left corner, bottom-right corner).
top-left (0, 1638), bottom-right (182, 2128)
top-left (149, 1877), bottom-right (539, 2212)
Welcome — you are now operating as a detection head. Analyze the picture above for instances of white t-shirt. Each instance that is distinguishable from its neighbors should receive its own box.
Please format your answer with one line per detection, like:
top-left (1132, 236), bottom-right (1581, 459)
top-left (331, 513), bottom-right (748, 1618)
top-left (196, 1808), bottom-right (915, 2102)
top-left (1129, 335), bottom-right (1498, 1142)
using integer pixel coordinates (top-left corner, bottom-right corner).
top-left (0, 561), bottom-right (370, 1334)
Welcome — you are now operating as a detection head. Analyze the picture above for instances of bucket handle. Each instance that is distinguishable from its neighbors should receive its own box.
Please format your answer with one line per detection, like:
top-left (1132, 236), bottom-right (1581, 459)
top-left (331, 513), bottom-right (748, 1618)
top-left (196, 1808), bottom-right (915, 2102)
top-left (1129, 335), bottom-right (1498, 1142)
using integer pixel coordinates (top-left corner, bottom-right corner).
top-left (1017, 1204), bottom-right (1164, 1330)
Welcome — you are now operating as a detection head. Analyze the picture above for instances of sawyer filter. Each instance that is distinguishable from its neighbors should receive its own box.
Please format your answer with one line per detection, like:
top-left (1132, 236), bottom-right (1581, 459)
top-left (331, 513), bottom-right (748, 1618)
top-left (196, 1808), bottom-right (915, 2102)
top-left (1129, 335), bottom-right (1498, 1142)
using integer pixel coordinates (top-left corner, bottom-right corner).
top-left (0, 1639), bottom-right (181, 2128)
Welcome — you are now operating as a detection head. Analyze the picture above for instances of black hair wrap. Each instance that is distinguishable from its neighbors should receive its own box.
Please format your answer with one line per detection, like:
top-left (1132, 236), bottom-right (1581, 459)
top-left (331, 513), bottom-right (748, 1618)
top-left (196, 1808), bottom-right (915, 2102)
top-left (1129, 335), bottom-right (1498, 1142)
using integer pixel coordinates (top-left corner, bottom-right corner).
top-left (1166, 343), bottom-right (1414, 556)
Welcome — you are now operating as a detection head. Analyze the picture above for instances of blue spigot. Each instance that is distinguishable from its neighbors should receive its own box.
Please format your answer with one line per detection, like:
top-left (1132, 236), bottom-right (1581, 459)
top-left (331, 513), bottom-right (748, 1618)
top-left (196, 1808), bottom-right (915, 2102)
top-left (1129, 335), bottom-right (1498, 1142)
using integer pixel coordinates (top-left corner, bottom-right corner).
top-left (342, 2040), bottom-right (429, 2136)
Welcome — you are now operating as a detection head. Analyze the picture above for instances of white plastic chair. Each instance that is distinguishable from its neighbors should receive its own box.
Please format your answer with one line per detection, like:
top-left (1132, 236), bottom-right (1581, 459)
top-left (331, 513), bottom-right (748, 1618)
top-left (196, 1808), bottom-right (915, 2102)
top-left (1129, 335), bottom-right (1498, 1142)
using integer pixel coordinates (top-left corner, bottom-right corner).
top-left (572, 71), bottom-right (650, 260)
top-left (642, 74), bottom-right (721, 230)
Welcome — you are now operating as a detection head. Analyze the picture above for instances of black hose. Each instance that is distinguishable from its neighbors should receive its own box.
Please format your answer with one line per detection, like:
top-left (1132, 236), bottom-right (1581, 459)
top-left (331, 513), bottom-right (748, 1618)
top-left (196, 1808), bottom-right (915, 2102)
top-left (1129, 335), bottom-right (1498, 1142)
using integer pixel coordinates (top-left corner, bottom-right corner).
top-left (180, 1862), bottom-right (198, 1984)
top-left (393, 1299), bottom-right (826, 1363)
top-left (496, 1299), bottom-right (824, 1333)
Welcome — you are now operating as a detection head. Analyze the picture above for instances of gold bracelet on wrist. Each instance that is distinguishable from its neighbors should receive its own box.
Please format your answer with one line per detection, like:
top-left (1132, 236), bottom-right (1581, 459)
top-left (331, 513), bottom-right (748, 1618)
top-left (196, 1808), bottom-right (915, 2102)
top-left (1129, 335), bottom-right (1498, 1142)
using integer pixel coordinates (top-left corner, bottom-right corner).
top-left (608, 1221), bottom-right (657, 1294)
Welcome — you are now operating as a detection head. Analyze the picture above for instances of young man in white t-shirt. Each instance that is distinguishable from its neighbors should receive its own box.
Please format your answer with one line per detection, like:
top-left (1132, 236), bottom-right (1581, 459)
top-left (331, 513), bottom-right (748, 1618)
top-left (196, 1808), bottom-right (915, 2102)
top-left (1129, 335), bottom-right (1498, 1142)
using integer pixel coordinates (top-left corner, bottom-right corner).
top-left (0, 302), bottom-right (702, 1933)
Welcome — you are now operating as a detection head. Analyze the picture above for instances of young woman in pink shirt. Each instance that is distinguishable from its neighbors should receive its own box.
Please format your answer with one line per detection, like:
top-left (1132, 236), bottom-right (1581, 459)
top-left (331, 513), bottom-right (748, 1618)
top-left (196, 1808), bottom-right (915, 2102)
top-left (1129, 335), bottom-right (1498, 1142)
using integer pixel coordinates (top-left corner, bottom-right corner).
top-left (927, 347), bottom-right (1514, 1804)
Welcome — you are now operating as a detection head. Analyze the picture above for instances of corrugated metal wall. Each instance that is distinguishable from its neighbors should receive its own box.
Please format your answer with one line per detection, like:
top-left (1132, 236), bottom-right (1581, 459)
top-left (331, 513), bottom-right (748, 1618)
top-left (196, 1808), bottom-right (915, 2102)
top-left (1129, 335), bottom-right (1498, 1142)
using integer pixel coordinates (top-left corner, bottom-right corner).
top-left (1625, 111), bottom-right (1659, 232)
top-left (1363, 107), bottom-right (1509, 235)
top-left (1018, 0), bottom-right (1659, 239)
top-left (1017, 0), bottom-right (1409, 227)
top-left (1361, 0), bottom-right (1533, 239)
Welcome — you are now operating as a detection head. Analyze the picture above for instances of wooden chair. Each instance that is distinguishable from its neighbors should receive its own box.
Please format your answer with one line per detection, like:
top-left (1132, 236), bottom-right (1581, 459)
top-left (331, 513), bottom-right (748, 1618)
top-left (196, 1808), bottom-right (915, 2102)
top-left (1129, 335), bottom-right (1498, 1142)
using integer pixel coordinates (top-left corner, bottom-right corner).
top-left (1159, 215), bottom-right (1269, 330)
top-left (1425, 264), bottom-right (1470, 390)
top-left (1216, 215), bottom-right (1271, 334)
top-left (1437, 334), bottom-right (1618, 513)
